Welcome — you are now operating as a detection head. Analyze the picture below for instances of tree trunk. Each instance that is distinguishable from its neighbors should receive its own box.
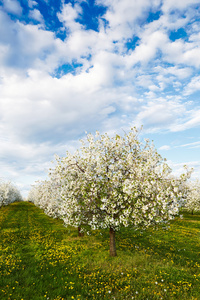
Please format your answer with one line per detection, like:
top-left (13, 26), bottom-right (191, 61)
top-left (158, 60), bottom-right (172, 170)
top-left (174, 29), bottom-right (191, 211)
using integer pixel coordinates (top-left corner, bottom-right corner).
top-left (78, 226), bottom-right (84, 237)
top-left (109, 227), bottom-right (117, 256)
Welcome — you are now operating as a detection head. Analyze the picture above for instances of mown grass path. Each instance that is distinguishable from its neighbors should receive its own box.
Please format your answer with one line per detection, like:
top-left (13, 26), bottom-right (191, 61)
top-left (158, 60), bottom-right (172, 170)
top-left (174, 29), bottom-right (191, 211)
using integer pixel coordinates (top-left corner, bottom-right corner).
top-left (0, 202), bottom-right (200, 300)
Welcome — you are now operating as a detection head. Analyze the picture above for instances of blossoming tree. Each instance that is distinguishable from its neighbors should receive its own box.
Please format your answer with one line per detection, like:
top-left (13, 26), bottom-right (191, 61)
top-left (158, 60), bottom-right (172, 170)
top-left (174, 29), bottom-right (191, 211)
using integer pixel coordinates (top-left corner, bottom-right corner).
top-left (28, 176), bottom-right (63, 219)
top-left (185, 179), bottom-right (200, 214)
top-left (0, 180), bottom-right (22, 207)
top-left (52, 128), bottom-right (191, 256)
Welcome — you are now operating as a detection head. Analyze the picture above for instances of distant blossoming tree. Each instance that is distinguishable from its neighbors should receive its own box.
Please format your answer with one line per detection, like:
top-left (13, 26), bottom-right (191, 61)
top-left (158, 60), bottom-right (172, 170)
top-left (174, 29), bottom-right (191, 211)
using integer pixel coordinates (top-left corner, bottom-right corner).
top-left (27, 176), bottom-right (63, 219)
top-left (0, 180), bottom-right (22, 207)
top-left (185, 180), bottom-right (200, 214)
top-left (51, 128), bottom-right (191, 256)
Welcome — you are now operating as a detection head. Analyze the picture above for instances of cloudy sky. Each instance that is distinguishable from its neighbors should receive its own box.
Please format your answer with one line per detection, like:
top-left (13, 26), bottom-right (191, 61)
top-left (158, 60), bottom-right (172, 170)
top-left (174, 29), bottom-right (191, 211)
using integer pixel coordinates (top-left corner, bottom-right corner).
top-left (0, 0), bottom-right (200, 197)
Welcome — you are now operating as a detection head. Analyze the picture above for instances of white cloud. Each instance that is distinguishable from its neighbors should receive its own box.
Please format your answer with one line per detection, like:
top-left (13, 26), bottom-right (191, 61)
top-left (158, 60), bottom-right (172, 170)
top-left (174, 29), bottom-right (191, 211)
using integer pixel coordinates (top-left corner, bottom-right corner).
top-left (176, 141), bottom-right (200, 148)
top-left (154, 66), bottom-right (192, 80)
top-left (184, 75), bottom-right (200, 95)
top-left (64, 29), bottom-right (99, 59)
top-left (162, 0), bottom-right (200, 13)
top-left (97, 0), bottom-right (161, 41)
top-left (3, 0), bottom-right (22, 15)
top-left (136, 75), bottom-right (154, 89)
top-left (162, 39), bottom-right (200, 68)
top-left (28, 0), bottom-right (38, 8)
top-left (29, 9), bottom-right (44, 23)
top-left (0, 15), bottom-right (63, 74)
top-left (135, 99), bottom-right (186, 128)
top-left (171, 109), bottom-right (200, 132)
top-left (159, 145), bottom-right (171, 150)
top-left (0, 66), bottom-right (131, 144)
top-left (57, 3), bottom-right (83, 32)
top-left (126, 31), bottom-right (168, 67)
top-left (119, 1), bottom-right (200, 70)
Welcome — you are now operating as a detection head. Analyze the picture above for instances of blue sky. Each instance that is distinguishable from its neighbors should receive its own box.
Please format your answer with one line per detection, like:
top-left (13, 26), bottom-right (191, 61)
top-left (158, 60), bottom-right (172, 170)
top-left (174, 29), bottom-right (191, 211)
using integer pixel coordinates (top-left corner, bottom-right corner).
top-left (0, 0), bottom-right (200, 197)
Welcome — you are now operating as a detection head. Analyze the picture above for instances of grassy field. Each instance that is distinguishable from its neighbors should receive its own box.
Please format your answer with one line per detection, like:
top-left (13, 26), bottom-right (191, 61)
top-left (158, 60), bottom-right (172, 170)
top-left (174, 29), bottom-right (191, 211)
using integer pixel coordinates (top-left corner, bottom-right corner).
top-left (0, 202), bottom-right (199, 300)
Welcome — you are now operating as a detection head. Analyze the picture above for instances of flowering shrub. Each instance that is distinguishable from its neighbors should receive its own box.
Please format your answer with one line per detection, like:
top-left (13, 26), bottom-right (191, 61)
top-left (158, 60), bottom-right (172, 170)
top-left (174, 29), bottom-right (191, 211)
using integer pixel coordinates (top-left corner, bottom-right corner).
top-left (0, 180), bottom-right (22, 207)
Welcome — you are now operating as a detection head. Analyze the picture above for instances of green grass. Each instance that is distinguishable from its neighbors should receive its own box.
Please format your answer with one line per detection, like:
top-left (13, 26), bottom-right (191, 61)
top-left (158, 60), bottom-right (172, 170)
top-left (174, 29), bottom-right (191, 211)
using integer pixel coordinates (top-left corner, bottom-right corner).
top-left (0, 202), bottom-right (200, 300)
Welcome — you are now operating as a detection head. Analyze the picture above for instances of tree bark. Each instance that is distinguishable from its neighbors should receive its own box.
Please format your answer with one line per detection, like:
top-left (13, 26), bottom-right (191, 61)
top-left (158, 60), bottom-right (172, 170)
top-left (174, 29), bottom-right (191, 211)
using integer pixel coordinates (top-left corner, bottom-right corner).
top-left (109, 227), bottom-right (117, 256)
top-left (78, 226), bottom-right (84, 237)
